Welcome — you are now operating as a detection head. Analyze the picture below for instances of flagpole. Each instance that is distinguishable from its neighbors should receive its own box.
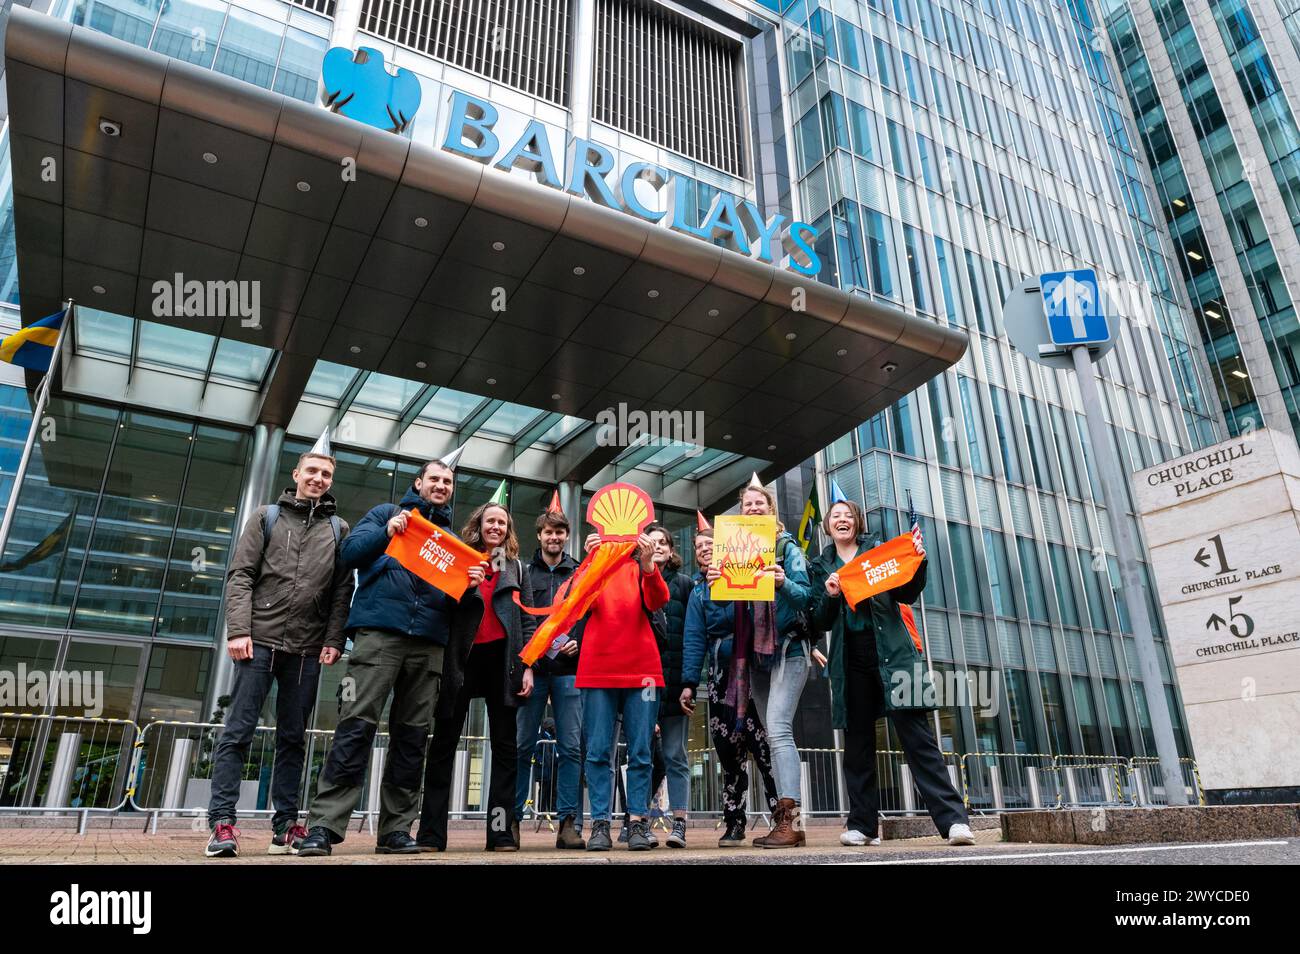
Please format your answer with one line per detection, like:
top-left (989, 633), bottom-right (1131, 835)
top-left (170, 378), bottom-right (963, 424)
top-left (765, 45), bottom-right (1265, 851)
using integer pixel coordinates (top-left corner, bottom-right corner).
top-left (907, 489), bottom-right (945, 745)
top-left (0, 300), bottom-right (73, 564)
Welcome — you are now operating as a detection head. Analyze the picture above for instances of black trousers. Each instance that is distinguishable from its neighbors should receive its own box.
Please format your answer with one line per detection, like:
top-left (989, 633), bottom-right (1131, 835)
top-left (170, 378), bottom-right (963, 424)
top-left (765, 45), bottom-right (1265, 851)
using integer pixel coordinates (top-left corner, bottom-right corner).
top-left (843, 640), bottom-right (968, 838)
top-left (417, 639), bottom-right (518, 849)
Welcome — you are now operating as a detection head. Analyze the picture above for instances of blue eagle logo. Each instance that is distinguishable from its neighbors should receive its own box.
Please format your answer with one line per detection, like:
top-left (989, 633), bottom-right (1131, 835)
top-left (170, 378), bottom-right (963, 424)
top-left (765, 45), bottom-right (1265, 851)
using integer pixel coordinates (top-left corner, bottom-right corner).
top-left (321, 47), bottom-right (422, 134)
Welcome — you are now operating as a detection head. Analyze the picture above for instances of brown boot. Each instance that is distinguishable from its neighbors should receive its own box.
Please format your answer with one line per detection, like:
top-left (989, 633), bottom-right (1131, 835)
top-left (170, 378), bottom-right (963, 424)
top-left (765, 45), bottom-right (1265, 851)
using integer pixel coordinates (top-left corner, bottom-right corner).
top-left (751, 802), bottom-right (786, 847)
top-left (759, 798), bottom-right (805, 849)
top-left (555, 815), bottom-right (586, 850)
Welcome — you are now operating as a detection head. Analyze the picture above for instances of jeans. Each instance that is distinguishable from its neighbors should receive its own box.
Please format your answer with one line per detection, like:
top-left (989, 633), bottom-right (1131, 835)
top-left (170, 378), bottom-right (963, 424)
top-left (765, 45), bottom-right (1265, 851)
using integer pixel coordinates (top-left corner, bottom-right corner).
top-left (208, 642), bottom-right (320, 829)
top-left (514, 672), bottom-right (584, 825)
top-left (659, 715), bottom-right (691, 813)
top-left (582, 687), bottom-right (658, 820)
top-left (418, 639), bottom-right (518, 850)
top-left (750, 653), bottom-right (809, 802)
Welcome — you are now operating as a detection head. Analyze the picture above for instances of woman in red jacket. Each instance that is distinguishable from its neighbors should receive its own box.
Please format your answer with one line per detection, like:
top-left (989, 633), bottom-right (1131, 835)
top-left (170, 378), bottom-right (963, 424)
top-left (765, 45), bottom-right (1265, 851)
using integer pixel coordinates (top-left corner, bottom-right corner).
top-left (578, 530), bottom-right (670, 852)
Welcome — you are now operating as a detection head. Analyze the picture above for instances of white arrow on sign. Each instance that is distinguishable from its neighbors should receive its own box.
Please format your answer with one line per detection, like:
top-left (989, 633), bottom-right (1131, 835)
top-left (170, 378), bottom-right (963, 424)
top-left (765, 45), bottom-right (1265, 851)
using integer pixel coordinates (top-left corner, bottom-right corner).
top-left (1047, 274), bottom-right (1095, 340)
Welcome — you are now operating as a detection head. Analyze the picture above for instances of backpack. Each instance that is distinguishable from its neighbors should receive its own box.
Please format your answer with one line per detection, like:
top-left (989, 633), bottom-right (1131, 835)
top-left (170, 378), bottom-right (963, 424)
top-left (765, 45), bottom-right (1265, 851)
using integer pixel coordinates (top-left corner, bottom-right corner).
top-left (776, 535), bottom-right (814, 643)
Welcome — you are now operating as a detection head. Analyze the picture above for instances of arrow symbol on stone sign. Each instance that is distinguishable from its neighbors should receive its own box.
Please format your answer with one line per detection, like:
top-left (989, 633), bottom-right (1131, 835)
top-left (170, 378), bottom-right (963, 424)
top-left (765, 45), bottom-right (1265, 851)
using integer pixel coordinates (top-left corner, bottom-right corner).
top-left (1193, 547), bottom-right (1211, 568)
top-left (1048, 275), bottom-right (1095, 338)
top-left (1206, 613), bottom-right (1226, 631)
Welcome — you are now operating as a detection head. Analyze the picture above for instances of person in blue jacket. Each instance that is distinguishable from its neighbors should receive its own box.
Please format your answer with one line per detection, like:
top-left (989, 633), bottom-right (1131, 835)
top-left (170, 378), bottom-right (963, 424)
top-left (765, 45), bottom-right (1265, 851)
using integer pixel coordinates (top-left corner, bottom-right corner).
top-left (298, 459), bottom-right (485, 857)
top-left (680, 525), bottom-right (779, 847)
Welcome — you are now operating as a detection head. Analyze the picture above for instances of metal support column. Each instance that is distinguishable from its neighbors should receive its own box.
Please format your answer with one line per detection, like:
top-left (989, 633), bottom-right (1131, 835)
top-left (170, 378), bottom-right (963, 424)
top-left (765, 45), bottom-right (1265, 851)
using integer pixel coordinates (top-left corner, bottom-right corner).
top-left (559, 479), bottom-right (583, 560)
top-left (205, 422), bottom-right (285, 715)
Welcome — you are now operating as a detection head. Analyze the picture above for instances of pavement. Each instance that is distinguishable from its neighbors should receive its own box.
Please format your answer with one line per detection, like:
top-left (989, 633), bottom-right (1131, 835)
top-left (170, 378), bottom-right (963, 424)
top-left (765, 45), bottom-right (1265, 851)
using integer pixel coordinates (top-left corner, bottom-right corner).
top-left (0, 822), bottom-right (1295, 864)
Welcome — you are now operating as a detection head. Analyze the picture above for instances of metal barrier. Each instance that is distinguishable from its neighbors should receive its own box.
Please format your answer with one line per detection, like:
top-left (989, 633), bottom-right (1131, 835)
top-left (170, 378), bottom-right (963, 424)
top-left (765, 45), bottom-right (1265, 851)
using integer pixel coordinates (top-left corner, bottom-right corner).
top-left (0, 712), bottom-right (139, 831)
top-left (0, 712), bottom-right (1210, 829)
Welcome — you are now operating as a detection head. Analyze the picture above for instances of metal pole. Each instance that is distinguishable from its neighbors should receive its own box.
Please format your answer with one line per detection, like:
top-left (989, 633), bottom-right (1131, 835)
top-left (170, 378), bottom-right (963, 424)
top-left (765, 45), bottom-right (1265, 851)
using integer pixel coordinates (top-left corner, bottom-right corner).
top-left (1070, 345), bottom-right (1187, 806)
top-left (559, 480), bottom-right (583, 560)
top-left (204, 422), bottom-right (284, 714)
top-left (0, 300), bottom-right (73, 561)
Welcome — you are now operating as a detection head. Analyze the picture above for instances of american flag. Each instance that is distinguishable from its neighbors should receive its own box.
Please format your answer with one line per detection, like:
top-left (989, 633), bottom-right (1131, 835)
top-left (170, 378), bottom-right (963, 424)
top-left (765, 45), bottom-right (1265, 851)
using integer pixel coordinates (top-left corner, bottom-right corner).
top-left (907, 491), bottom-right (924, 557)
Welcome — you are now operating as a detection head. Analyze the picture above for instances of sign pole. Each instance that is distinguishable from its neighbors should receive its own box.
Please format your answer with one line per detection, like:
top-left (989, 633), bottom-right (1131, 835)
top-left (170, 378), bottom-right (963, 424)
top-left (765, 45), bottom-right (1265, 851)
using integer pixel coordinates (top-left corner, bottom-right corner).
top-left (1070, 344), bottom-right (1188, 806)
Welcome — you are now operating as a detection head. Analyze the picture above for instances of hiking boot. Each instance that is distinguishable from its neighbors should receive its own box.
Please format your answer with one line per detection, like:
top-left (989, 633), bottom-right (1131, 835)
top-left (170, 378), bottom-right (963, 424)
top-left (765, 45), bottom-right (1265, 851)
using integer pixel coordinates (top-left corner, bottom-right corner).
top-left (626, 818), bottom-right (654, 851)
top-left (666, 817), bottom-right (687, 848)
top-left (204, 820), bottom-right (239, 858)
top-left (751, 803), bottom-right (785, 847)
top-left (587, 820), bottom-right (612, 851)
top-left (268, 822), bottom-right (308, 855)
top-left (296, 827), bottom-right (334, 857)
top-left (718, 819), bottom-right (747, 847)
top-left (375, 831), bottom-right (422, 854)
top-left (759, 798), bottom-right (805, 849)
top-left (556, 815), bottom-right (586, 849)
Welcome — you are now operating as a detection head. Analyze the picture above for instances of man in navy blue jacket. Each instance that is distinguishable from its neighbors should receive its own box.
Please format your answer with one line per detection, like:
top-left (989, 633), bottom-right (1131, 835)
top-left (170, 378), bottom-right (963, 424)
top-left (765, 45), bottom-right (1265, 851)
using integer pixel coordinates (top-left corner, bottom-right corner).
top-left (299, 459), bottom-right (485, 856)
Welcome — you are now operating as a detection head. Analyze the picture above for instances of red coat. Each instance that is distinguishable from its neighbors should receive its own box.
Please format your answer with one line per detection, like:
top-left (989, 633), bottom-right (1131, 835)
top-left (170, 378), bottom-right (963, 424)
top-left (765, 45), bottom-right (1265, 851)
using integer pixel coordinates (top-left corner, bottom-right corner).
top-left (575, 558), bottom-right (670, 689)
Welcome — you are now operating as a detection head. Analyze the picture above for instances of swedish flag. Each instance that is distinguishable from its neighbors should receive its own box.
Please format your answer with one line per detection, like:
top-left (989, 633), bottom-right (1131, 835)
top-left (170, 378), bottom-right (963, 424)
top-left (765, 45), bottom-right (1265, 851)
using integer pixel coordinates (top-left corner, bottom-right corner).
top-left (0, 310), bottom-right (65, 372)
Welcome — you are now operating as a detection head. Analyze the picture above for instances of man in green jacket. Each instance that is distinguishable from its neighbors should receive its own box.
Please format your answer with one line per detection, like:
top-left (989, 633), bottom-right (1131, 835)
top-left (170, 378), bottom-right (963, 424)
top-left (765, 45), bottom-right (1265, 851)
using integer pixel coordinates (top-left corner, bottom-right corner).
top-left (205, 449), bottom-right (354, 857)
top-left (807, 498), bottom-right (974, 848)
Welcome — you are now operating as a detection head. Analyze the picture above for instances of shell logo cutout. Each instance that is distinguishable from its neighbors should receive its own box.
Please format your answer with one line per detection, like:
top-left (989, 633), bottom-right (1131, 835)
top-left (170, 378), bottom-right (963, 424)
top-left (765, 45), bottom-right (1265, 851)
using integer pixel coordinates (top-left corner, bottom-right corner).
top-left (586, 482), bottom-right (655, 542)
top-left (720, 530), bottom-right (766, 589)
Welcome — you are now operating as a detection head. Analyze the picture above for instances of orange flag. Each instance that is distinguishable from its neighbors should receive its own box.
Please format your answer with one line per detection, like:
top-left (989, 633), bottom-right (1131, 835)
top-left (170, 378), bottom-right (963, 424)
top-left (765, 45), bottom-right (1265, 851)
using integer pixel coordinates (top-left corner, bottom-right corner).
top-left (384, 508), bottom-right (487, 601)
top-left (518, 541), bottom-right (636, 665)
top-left (838, 534), bottom-right (923, 610)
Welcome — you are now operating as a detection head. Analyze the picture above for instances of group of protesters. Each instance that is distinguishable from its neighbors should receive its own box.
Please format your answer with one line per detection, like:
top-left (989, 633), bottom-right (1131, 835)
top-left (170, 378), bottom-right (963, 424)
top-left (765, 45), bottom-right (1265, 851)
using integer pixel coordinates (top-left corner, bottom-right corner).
top-left (203, 443), bottom-right (974, 857)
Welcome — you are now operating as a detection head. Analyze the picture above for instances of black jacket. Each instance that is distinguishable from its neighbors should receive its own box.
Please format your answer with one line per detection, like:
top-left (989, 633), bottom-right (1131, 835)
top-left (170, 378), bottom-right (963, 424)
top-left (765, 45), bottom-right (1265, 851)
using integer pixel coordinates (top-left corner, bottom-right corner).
top-left (657, 570), bottom-right (694, 718)
top-left (526, 549), bottom-right (582, 677)
top-left (436, 556), bottom-right (537, 717)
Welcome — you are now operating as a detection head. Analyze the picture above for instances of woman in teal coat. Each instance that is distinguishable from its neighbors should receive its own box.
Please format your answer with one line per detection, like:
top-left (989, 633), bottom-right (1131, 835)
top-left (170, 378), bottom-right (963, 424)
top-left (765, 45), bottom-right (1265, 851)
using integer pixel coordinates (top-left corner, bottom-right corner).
top-left (807, 498), bottom-right (974, 848)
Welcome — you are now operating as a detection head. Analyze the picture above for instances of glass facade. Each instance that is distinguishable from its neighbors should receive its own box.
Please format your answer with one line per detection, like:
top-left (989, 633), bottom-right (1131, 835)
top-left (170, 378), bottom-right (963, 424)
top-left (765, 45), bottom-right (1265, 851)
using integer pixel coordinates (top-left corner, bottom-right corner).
top-left (1101, 0), bottom-right (1300, 440)
top-left (787, 0), bottom-right (1213, 758)
top-left (0, 0), bottom-right (1231, 769)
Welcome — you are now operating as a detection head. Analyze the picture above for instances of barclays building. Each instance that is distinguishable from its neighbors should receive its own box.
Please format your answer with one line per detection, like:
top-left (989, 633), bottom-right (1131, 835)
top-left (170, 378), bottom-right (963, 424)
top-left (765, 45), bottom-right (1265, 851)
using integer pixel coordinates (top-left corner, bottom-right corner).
top-left (0, 0), bottom-right (1224, 815)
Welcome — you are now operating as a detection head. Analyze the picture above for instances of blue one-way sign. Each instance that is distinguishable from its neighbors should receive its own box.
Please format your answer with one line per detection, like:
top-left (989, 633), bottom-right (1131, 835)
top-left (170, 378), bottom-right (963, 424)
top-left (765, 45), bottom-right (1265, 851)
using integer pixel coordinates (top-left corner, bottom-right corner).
top-left (1039, 268), bottom-right (1109, 347)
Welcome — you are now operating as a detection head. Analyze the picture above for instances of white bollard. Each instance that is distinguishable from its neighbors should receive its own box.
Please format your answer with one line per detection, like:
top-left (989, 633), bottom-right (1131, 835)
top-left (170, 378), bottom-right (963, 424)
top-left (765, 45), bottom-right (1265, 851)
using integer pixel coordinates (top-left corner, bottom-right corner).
top-left (43, 731), bottom-right (82, 810)
top-left (1026, 767), bottom-right (1043, 808)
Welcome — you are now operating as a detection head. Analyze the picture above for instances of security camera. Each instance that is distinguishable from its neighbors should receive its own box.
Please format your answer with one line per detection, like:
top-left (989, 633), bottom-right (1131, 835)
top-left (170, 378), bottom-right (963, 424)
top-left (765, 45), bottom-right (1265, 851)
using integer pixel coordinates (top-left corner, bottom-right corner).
top-left (881, 361), bottom-right (898, 374)
top-left (98, 118), bottom-right (122, 137)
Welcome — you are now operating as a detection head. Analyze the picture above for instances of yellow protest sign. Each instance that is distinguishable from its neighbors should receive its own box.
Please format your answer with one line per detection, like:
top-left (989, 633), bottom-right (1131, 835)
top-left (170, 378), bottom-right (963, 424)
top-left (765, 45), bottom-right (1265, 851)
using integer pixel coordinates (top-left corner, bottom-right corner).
top-left (710, 514), bottom-right (777, 601)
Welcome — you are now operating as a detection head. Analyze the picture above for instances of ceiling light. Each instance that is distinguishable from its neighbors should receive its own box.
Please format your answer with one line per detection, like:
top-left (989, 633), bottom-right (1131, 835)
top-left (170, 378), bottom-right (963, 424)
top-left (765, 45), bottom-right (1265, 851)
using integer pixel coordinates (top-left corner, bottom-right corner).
top-left (296, 181), bottom-right (311, 193)
top-left (881, 361), bottom-right (898, 373)
top-left (708, 308), bottom-right (719, 317)
top-left (97, 118), bottom-right (121, 137)
top-left (836, 348), bottom-right (848, 357)
top-left (723, 433), bottom-right (732, 440)
top-left (92, 284), bottom-right (106, 295)
top-left (1231, 369), bottom-right (1249, 379)
top-left (767, 444), bottom-right (776, 451)
top-left (486, 377), bottom-right (497, 385)
top-left (491, 240), bottom-right (505, 251)
top-left (1173, 198), bottom-right (1186, 208)
top-left (1205, 308), bottom-right (1222, 319)
top-left (202, 152), bottom-right (218, 164)
top-left (551, 393), bottom-right (562, 400)
top-left (785, 332), bottom-right (797, 340)
top-left (647, 289), bottom-right (660, 298)
top-left (414, 216), bottom-right (429, 228)
top-left (416, 360), bottom-right (427, 369)
top-left (573, 266), bottom-right (586, 276)
top-left (349, 345), bottom-right (361, 354)
top-left (1187, 250), bottom-right (1202, 261)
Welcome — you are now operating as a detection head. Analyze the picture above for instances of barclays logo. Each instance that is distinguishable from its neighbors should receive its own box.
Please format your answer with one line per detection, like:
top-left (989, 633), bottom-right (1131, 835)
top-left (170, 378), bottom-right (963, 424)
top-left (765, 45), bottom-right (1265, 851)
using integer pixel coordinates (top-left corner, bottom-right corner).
top-left (321, 47), bottom-right (422, 134)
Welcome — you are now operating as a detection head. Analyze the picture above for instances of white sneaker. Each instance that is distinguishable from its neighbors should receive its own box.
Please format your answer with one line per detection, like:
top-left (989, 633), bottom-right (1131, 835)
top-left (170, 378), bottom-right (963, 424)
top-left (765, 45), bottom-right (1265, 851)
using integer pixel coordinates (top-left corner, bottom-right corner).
top-left (840, 829), bottom-right (881, 847)
top-left (947, 823), bottom-right (975, 846)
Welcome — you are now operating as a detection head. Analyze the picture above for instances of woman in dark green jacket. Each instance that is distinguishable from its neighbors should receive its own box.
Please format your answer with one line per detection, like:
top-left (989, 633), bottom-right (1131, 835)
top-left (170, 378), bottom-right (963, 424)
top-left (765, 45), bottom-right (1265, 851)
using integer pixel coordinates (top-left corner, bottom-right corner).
top-left (807, 499), bottom-right (973, 848)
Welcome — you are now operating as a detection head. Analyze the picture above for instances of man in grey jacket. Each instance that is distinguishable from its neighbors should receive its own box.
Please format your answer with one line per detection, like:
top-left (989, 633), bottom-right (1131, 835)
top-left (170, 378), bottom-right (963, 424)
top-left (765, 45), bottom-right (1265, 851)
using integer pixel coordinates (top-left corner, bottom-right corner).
top-left (205, 450), bottom-right (354, 858)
